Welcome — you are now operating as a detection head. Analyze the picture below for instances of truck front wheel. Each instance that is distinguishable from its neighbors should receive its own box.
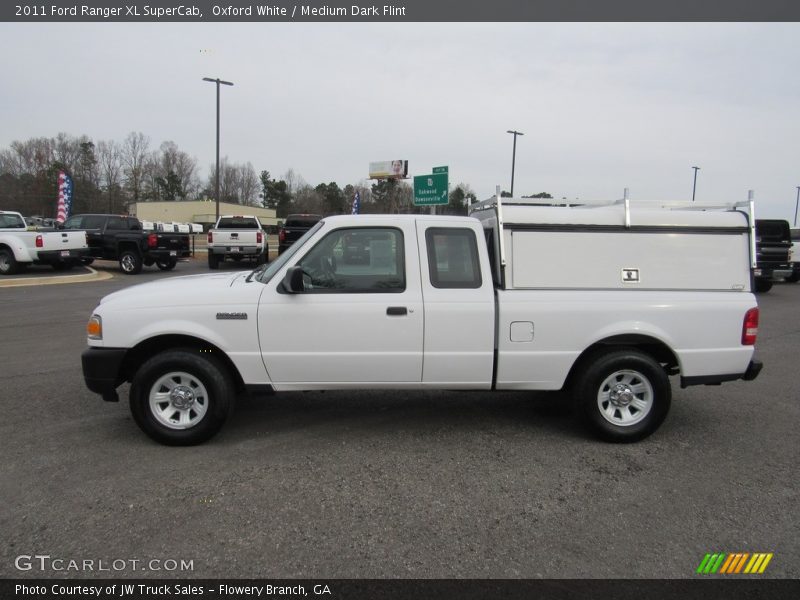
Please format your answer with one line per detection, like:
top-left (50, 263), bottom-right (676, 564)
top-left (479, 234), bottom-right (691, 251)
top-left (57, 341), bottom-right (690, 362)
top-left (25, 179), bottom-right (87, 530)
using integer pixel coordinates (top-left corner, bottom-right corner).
top-left (119, 250), bottom-right (143, 274)
top-left (129, 349), bottom-right (234, 445)
top-left (574, 349), bottom-right (671, 443)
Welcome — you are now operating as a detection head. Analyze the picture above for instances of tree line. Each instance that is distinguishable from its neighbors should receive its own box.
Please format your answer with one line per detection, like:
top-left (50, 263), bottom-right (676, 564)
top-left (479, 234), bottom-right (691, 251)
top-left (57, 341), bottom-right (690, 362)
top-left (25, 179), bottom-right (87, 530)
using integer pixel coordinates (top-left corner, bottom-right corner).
top-left (0, 131), bottom-right (551, 220)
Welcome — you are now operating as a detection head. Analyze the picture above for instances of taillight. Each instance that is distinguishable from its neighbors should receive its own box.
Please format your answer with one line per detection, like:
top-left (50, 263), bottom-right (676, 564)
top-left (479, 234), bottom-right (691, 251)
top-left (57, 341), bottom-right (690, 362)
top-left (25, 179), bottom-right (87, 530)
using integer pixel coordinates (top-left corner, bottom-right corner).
top-left (207, 231), bottom-right (213, 244)
top-left (147, 233), bottom-right (157, 248)
top-left (279, 229), bottom-right (285, 242)
top-left (35, 234), bottom-right (44, 247)
top-left (742, 308), bottom-right (759, 345)
top-left (257, 231), bottom-right (263, 244)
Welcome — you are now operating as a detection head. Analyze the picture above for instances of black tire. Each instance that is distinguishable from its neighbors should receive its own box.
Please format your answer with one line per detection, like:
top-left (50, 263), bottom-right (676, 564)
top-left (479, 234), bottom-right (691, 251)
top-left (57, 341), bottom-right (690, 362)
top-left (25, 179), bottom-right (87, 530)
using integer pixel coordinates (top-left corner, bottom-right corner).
top-left (784, 273), bottom-right (800, 283)
top-left (754, 278), bottom-right (773, 293)
top-left (256, 251), bottom-right (268, 265)
top-left (129, 348), bottom-right (234, 446)
top-left (81, 257), bottom-right (95, 266)
top-left (143, 257), bottom-right (155, 267)
top-left (156, 258), bottom-right (177, 271)
top-left (119, 249), bottom-right (143, 275)
top-left (0, 248), bottom-right (20, 275)
top-left (208, 252), bottom-right (220, 270)
top-left (573, 348), bottom-right (671, 443)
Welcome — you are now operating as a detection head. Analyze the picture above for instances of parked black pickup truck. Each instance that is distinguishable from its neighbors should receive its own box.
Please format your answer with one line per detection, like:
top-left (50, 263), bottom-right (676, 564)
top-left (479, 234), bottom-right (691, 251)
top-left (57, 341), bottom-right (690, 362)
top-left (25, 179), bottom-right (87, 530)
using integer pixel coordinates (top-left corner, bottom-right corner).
top-left (753, 219), bottom-right (793, 293)
top-left (278, 214), bottom-right (322, 255)
top-left (62, 214), bottom-right (191, 274)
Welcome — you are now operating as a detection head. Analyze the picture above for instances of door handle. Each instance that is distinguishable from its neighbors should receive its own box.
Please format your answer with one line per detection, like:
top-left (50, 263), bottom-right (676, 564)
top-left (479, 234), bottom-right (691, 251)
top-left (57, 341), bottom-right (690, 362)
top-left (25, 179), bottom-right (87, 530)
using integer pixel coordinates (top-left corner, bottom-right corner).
top-left (386, 306), bottom-right (407, 316)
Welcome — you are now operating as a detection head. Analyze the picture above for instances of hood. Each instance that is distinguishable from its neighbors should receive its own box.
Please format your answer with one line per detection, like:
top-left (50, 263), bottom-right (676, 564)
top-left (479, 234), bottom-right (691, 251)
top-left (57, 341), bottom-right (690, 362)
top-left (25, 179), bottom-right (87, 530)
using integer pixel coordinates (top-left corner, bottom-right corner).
top-left (100, 271), bottom-right (259, 310)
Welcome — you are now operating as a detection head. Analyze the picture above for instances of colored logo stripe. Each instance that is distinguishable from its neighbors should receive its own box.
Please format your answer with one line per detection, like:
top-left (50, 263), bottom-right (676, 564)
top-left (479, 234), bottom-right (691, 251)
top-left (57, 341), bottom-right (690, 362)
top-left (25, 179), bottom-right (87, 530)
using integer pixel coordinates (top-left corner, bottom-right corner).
top-left (697, 553), bottom-right (773, 574)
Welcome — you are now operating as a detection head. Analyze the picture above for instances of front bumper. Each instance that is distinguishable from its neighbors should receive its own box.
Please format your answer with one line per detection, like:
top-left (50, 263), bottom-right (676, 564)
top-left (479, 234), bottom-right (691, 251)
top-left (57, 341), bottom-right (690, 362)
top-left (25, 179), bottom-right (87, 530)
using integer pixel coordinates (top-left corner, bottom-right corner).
top-left (681, 359), bottom-right (763, 388)
top-left (82, 347), bottom-right (127, 402)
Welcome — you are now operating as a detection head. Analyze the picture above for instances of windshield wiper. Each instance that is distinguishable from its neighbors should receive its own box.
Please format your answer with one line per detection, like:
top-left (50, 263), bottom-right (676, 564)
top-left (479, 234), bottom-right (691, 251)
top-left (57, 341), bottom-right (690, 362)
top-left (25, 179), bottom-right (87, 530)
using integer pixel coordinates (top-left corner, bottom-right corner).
top-left (245, 263), bottom-right (268, 283)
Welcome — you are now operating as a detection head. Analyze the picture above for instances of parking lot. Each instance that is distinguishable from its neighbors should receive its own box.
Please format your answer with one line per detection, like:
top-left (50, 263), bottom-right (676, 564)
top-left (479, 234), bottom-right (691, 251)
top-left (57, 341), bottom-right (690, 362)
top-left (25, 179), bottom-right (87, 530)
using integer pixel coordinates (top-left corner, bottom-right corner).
top-left (0, 259), bottom-right (797, 579)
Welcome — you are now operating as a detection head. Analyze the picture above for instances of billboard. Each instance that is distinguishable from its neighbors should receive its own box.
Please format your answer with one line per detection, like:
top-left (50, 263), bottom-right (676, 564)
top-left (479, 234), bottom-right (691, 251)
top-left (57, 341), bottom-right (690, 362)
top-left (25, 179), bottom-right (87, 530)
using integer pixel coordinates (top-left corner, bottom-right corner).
top-left (369, 160), bottom-right (408, 179)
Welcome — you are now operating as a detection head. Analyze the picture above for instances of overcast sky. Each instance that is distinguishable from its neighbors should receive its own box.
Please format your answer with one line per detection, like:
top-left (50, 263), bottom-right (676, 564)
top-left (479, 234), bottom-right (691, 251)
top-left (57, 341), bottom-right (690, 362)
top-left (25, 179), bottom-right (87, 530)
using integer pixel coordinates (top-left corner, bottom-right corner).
top-left (1, 22), bottom-right (798, 218)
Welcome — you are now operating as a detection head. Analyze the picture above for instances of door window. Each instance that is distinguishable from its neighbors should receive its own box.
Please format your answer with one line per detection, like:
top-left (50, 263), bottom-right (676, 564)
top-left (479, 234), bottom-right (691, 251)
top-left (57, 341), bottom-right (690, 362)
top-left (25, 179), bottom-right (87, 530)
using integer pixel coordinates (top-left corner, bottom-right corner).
top-left (297, 227), bottom-right (405, 293)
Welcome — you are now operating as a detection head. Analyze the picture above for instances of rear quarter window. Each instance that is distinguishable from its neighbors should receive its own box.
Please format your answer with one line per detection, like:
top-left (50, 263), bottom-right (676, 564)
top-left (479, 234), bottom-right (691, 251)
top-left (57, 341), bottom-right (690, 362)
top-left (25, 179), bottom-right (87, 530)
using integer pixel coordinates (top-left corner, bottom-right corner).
top-left (425, 228), bottom-right (482, 289)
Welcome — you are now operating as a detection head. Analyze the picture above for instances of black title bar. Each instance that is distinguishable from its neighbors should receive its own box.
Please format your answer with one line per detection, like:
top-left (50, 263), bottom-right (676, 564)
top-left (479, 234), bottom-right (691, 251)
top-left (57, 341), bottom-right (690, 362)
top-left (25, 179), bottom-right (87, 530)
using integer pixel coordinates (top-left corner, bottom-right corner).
top-left (3, 0), bottom-right (800, 22)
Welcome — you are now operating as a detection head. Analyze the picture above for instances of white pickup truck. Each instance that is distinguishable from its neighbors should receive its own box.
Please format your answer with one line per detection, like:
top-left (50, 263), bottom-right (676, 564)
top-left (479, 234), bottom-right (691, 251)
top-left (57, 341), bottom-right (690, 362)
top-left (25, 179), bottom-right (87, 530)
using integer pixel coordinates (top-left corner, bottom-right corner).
top-left (0, 210), bottom-right (89, 275)
top-left (207, 215), bottom-right (268, 269)
top-left (81, 194), bottom-right (762, 445)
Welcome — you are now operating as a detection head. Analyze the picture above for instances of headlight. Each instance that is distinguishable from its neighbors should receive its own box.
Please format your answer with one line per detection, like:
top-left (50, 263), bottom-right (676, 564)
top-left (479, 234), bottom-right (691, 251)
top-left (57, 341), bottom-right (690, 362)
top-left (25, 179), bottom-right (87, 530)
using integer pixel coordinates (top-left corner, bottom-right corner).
top-left (87, 315), bottom-right (103, 340)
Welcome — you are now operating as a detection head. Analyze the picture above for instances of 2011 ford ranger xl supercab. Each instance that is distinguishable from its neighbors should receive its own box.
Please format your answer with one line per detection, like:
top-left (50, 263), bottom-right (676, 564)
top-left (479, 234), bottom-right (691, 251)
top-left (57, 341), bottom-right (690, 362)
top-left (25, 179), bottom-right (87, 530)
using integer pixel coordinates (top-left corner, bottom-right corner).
top-left (81, 194), bottom-right (762, 445)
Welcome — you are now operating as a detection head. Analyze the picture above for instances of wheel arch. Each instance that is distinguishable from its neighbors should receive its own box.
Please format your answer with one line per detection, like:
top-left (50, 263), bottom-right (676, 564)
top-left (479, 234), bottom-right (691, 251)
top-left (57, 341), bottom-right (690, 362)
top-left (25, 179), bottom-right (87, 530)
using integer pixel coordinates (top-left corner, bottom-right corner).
top-left (120, 334), bottom-right (246, 392)
top-left (564, 334), bottom-right (680, 391)
top-left (117, 241), bottom-right (141, 254)
top-left (0, 241), bottom-right (31, 262)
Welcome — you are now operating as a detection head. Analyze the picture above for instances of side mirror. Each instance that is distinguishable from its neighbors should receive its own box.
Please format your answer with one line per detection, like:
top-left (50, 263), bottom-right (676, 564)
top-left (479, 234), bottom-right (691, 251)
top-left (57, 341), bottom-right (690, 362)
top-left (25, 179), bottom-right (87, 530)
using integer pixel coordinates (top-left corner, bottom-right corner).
top-left (282, 266), bottom-right (305, 293)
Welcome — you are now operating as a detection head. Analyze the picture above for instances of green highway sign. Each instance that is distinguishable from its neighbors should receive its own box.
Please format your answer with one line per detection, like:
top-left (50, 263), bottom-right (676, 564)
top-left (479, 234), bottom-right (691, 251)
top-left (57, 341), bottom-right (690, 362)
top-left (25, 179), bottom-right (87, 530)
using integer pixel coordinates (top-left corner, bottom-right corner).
top-left (414, 173), bottom-right (449, 206)
top-left (432, 166), bottom-right (448, 174)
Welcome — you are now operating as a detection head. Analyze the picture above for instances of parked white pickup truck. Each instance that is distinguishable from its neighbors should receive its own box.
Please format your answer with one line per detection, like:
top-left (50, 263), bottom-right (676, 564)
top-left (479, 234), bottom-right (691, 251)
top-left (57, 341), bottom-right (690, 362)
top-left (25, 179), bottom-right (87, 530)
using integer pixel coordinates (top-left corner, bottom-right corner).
top-left (207, 215), bottom-right (268, 269)
top-left (82, 194), bottom-right (762, 445)
top-left (0, 210), bottom-right (89, 275)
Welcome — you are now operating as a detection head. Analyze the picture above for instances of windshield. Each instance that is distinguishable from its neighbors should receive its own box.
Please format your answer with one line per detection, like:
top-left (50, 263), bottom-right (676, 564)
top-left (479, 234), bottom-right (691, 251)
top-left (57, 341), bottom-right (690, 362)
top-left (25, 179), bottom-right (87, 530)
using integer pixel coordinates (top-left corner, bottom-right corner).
top-left (255, 220), bottom-right (325, 284)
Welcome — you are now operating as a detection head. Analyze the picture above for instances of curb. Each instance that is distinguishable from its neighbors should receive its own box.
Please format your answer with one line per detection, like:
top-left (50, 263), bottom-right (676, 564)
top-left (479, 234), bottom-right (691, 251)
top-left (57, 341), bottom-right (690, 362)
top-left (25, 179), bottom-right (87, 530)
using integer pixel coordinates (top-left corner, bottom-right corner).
top-left (0, 266), bottom-right (113, 288)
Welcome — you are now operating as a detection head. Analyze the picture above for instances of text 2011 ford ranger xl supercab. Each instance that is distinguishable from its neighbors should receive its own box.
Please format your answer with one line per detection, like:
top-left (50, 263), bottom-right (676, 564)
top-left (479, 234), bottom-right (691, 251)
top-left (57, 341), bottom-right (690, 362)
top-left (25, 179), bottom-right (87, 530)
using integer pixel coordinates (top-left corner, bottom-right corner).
top-left (81, 193), bottom-right (762, 445)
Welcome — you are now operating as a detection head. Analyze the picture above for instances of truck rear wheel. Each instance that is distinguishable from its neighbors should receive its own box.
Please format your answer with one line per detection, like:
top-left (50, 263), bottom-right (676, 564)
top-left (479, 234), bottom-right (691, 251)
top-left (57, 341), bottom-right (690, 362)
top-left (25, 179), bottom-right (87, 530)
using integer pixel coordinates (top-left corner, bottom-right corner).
top-left (754, 278), bottom-right (773, 293)
top-left (208, 252), bottom-right (221, 270)
top-left (119, 250), bottom-right (143, 274)
top-left (0, 248), bottom-right (21, 275)
top-left (129, 349), bottom-right (234, 446)
top-left (156, 258), bottom-right (177, 271)
top-left (574, 349), bottom-right (671, 443)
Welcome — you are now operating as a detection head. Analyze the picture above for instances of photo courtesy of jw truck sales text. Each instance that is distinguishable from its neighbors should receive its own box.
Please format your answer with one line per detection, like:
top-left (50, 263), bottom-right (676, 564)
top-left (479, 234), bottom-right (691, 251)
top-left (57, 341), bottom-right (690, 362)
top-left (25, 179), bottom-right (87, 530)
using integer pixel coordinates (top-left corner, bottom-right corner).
top-left (81, 189), bottom-right (762, 445)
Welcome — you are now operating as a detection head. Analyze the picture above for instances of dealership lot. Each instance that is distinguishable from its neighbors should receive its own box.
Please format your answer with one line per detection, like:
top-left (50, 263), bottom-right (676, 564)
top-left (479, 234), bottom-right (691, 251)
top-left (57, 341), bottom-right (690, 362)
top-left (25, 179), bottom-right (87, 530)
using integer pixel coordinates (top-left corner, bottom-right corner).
top-left (1, 261), bottom-right (797, 579)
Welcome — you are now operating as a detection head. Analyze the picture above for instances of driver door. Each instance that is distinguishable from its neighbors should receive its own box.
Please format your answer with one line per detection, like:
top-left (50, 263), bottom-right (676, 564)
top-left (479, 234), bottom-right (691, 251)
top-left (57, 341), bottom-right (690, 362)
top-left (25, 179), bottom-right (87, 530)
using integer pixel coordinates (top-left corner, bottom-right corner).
top-left (257, 222), bottom-right (424, 388)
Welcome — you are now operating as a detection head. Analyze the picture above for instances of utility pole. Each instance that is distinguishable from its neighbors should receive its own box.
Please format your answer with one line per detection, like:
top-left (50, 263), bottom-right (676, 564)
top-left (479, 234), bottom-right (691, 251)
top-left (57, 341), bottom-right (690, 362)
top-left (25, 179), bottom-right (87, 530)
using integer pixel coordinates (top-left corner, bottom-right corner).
top-left (202, 77), bottom-right (234, 221)
top-left (795, 186), bottom-right (800, 227)
top-left (691, 166), bottom-right (700, 202)
top-left (507, 130), bottom-right (524, 197)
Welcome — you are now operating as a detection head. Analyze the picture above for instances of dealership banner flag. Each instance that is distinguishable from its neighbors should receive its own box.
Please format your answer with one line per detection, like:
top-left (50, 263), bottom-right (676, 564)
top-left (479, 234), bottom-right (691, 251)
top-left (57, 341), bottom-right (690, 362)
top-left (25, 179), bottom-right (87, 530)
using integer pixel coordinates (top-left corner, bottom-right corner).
top-left (352, 190), bottom-right (360, 215)
top-left (56, 171), bottom-right (74, 223)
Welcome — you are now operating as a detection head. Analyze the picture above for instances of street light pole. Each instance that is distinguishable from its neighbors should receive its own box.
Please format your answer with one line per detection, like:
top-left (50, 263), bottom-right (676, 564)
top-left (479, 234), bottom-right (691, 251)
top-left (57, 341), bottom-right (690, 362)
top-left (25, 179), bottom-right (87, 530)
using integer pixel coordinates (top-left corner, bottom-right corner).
top-left (691, 166), bottom-right (700, 202)
top-left (203, 77), bottom-right (234, 222)
top-left (507, 130), bottom-right (524, 198)
top-left (795, 186), bottom-right (800, 227)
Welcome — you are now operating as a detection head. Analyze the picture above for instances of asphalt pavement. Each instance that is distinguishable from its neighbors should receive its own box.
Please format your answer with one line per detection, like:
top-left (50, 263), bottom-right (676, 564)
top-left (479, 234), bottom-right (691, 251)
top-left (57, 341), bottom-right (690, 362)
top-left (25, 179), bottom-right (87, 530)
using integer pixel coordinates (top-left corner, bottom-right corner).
top-left (0, 258), bottom-right (797, 579)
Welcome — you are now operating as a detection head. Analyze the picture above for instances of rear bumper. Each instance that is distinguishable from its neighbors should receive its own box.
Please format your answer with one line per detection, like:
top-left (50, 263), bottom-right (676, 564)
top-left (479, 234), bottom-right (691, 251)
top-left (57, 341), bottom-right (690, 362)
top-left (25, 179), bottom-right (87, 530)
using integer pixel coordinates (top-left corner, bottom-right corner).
top-left (148, 248), bottom-right (191, 260)
top-left (210, 246), bottom-right (264, 256)
top-left (681, 359), bottom-right (763, 388)
top-left (36, 248), bottom-right (89, 264)
top-left (82, 347), bottom-right (127, 402)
